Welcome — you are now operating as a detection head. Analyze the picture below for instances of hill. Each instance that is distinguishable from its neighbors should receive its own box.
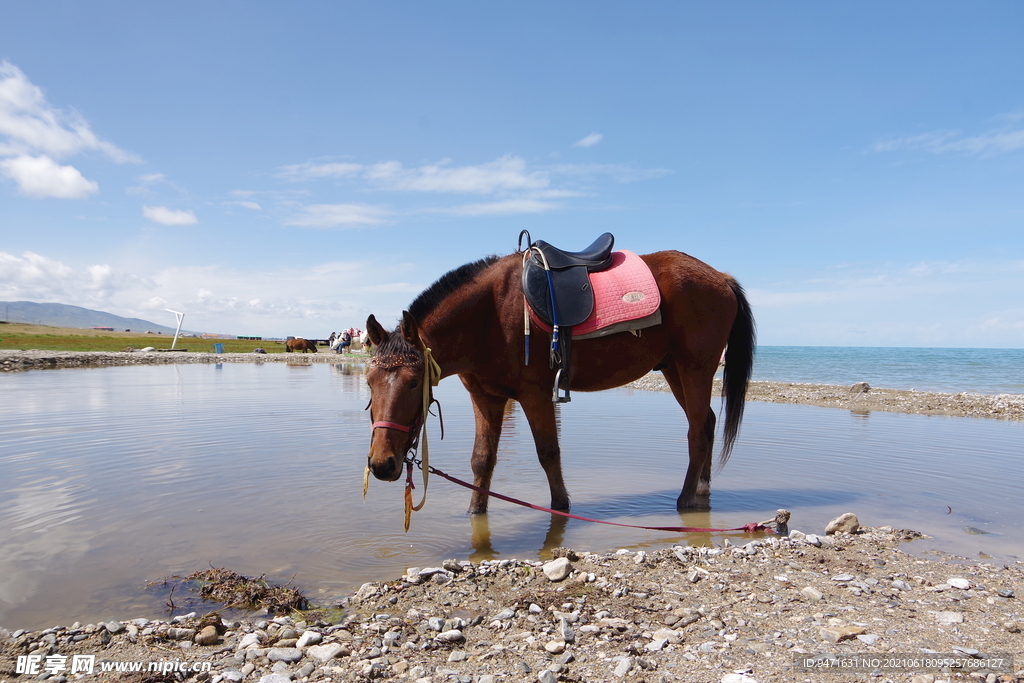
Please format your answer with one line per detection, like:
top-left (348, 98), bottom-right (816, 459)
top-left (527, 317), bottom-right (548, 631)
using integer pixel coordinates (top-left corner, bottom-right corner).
top-left (0, 301), bottom-right (186, 335)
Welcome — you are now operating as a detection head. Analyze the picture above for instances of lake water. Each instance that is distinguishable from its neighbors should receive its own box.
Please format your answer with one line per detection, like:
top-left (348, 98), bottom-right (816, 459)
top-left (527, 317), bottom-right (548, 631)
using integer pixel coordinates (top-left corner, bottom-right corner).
top-left (753, 346), bottom-right (1024, 394)
top-left (1, 360), bottom-right (1022, 630)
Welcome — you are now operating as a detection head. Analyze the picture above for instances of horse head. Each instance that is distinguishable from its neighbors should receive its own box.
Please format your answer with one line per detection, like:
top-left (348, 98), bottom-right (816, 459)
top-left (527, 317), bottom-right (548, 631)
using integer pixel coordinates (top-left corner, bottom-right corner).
top-left (364, 312), bottom-right (427, 482)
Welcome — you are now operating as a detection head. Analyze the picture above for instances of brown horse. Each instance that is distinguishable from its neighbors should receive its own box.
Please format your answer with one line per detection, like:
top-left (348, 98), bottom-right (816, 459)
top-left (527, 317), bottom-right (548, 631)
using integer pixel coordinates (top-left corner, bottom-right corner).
top-left (285, 338), bottom-right (318, 353)
top-left (364, 248), bottom-right (754, 513)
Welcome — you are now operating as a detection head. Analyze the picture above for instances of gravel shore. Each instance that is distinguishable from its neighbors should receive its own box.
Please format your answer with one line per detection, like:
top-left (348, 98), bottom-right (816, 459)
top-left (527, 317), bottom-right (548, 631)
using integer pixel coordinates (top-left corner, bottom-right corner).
top-left (2, 524), bottom-right (1021, 683)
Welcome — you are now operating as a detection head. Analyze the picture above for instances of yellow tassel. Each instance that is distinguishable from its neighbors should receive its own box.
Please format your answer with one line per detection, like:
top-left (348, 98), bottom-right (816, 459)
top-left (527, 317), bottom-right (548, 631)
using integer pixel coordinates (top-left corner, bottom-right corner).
top-left (404, 484), bottom-right (413, 532)
top-left (362, 465), bottom-right (371, 501)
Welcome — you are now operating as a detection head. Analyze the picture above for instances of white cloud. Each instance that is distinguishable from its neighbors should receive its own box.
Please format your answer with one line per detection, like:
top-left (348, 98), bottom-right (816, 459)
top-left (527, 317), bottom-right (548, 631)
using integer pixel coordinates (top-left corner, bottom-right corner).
top-left (549, 162), bottom-right (673, 184)
top-left (0, 251), bottom-right (154, 304)
top-left (285, 203), bottom-right (390, 228)
top-left (874, 122), bottom-right (1024, 157)
top-left (0, 154), bottom-right (98, 198)
top-left (441, 198), bottom-right (559, 216)
top-left (0, 60), bottom-right (138, 163)
top-left (279, 155), bottom-right (550, 195)
top-left (574, 133), bottom-right (603, 148)
top-left (143, 206), bottom-right (198, 225)
top-left (224, 200), bottom-right (262, 210)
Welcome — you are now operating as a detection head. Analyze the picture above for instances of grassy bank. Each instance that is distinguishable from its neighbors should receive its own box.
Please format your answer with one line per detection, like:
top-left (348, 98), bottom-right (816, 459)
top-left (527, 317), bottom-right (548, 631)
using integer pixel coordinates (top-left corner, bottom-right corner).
top-left (0, 322), bottom-right (365, 355)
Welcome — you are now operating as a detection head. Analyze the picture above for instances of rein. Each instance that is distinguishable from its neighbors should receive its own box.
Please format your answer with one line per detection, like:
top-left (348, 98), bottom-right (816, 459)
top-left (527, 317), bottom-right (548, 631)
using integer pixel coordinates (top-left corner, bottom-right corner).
top-left (405, 456), bottom-right (775, 535)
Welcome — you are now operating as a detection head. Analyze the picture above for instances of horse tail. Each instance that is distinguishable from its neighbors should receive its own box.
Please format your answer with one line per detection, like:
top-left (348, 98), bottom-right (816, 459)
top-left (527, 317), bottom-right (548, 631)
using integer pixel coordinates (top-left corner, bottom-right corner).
top-left (720, 276), bottom-right (756, 466)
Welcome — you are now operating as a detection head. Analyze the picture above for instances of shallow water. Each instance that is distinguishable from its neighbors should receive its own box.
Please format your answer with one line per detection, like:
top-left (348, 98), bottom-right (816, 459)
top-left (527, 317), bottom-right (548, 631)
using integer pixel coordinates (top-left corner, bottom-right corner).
top-left (1, 362), bottom-right (1021, 630)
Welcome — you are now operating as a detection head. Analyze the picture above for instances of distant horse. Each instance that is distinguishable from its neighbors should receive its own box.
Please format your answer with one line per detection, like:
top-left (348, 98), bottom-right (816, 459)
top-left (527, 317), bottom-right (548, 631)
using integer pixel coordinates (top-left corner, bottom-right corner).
top-left (364, 247), bottom-right (754, 513)
top-left (285, 338), bottom-right (318, 353)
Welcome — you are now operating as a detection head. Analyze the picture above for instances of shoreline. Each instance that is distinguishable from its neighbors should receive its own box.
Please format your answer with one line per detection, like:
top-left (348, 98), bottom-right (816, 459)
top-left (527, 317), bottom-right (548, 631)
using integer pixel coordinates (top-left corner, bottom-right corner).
top-left (2, 526), bottom-right (1021, 683)
top-left (4, 349), bottom-right (1023, 421)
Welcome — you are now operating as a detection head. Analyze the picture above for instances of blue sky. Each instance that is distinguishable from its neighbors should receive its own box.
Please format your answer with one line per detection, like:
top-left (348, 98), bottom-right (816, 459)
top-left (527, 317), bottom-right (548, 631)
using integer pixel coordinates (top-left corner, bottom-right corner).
top-left (1, 2), bottom-right (1022, 346)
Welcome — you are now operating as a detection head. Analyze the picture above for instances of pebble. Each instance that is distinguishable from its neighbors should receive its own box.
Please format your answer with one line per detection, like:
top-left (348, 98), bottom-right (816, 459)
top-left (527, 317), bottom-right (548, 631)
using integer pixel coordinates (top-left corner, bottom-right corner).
top-left (307, 643), bottom-right (348, 662)
top-left (544, 640), bottom-right (565, 653)
top-left (947, 578), bottom-right (971, 590)
top-left (256, 675), bottom-right (291, 683)
top-left (543, 557), bottom-right (573, 581)
top-left (267, 647), bottom-right (303, 662)
top-left (538, 671), bottom-right (557, 683)
top-left (722, 675), bottom-right (759, 683)
top-left (800, 586), bottom-right (824, 601)
top-left (613, 657), bottom-right (633, 677)
top-left (194, 625), bottom-right (219, 645)
top-left (435, 629), bottom-right (465, 643)
top-left (825, 512), bottom-right (860, 535)
top-left (935, 611), bottom-right (964, 626)
top-left (296, 629), bottom-right (321, 647)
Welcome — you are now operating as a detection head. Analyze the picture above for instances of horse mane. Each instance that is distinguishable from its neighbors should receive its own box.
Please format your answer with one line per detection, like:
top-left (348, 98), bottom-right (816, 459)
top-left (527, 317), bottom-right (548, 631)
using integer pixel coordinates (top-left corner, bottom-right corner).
top-left (407, 254), bottom-right (502, 322)
top-left (373, 254), bottom-right (503, 363)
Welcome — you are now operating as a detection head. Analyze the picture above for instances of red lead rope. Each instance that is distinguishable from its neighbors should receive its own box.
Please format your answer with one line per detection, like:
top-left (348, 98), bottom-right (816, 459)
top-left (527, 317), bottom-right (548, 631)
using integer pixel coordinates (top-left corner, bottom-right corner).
top-left (420, 462), bottom-right (772, 535)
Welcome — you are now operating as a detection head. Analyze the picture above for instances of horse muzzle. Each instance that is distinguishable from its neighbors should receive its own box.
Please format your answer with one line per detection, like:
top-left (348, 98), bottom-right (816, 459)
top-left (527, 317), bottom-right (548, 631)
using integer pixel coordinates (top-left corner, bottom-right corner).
top-left (368, 454), bottom-right (403, 482)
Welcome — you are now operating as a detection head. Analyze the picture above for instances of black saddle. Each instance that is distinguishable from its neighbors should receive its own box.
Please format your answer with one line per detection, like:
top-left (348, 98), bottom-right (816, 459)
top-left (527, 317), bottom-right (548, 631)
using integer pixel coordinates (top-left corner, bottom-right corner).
top-left (519, 231), bottom-right (615, 402)
top-left (521, 232), bottom-right (615, 328)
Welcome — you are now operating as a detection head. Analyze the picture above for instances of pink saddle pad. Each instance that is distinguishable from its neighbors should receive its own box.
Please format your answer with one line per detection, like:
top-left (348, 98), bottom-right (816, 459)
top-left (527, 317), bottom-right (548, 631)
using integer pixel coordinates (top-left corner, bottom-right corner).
top-left (529, 250), bottom-right (661, 336)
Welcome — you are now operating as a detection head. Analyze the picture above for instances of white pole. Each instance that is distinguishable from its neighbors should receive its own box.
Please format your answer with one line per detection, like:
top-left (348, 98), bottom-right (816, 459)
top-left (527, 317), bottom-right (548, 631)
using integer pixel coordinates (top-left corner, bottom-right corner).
top-left (165, 309), bottom-right (184, 349)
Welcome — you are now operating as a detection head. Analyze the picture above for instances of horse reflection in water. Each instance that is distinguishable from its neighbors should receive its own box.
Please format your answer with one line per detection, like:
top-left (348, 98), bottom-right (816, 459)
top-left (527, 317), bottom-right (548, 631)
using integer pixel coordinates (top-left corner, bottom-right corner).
top-left (363, 246), bottom-right (754, 513)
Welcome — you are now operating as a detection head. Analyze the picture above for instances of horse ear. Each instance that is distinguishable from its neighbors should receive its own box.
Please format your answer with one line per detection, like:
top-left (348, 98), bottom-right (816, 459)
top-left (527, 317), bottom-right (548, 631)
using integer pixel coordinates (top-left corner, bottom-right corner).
top-left (400, 311), bottom-right (422, 349)
top-left (366, 314), bottom-right (387, 347)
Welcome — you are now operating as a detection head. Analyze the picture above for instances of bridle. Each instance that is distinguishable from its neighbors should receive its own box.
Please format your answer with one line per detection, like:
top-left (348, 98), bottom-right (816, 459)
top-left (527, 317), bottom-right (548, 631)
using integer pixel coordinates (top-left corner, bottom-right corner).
top-left (363, 342), bottom-right (443, 530)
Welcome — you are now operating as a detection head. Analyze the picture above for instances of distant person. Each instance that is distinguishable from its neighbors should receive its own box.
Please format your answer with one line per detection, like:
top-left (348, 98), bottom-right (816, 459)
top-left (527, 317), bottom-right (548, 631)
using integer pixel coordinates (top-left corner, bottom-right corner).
top-left (336, 329), bottom-right (352, 354)
top-left (328, 331), bottom-right (337, 347)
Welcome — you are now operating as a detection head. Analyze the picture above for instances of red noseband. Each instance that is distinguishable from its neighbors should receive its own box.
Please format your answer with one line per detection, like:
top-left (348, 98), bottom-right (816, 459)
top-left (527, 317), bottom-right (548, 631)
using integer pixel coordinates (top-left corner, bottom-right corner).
top-left (372, 421), bottom-right (413, 433)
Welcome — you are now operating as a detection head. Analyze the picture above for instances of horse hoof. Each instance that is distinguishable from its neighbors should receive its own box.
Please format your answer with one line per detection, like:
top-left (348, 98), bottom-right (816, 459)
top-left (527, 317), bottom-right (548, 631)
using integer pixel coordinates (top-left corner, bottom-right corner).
top-left (677, 497), bottom-right (711, 512)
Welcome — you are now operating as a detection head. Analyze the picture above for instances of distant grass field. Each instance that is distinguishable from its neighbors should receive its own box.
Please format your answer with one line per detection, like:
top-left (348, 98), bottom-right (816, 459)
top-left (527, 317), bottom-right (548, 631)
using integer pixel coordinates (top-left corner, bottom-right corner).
top-left (0, 322), bottom-right (367, 355)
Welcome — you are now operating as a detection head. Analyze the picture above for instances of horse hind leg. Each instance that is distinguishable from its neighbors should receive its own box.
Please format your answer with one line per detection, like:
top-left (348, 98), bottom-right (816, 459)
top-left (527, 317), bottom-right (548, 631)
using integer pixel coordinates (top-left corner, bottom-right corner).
top-left (661, 363), bottom-right (716, 511)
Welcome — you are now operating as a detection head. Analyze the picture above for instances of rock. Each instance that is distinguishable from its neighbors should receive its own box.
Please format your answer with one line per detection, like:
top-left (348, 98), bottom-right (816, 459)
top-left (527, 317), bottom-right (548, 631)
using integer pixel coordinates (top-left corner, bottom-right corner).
top-left (800, 586), bottom-right (824, 601)
top-left (354, 582), bottom-right (378, 602)
top-left (538, 670), bottom-right (557, 683)
top-left (435, 629), bottom-right (465, 643)
top-left (831, 574), bottom-right (855, 582)
top-left (826, 513), bottom-right (860, 535)
top-left (166, 627), bottom-right (196, 641)
top-left (237, 632), bottom-right (262, 649)
top-left (850, 382), bottom-right (871, 394)
top-left (307, 643), bottom-right (347, 662)
top-left (544, 640), bottom-right (565, 654)
top-left (645, 638), bottom-right (668, 652)
top-left (892, 579), bottom-right (912, 591)
top-left (448, 650), bottom-right (468, 662)
top-left (257, 675), bottom-right (292, 683)
top-left (221, 672), bottom-right (244, 683)
top-left (543, 557), bottom-right (573, 581)
top-left (558, 619), bottom-right (575, 643)
top-left (295, 662), bottom-right (315, 678)
top-left (104, 621), bottom-right (126, 634)
top-left (296, 629), bottom-right (322, 647)
top-left (947, 578), bottom-right (971, 590)
top-left (856, 633), bottom-right (879, 645)
top-left (722, 675), bottom-right (759, 683)
top-left (613, 657), bottom-right (632, 677)
top-left (820, 626), bottom-right (866, 643)
top-left (267, 647), bottom-right (303, 662)
top-left (804, 534), bottom-right (822, 547)
top-left (935, 611), bottom-right (964, 626)
top-left (194, 625), bottom-right (219, 645)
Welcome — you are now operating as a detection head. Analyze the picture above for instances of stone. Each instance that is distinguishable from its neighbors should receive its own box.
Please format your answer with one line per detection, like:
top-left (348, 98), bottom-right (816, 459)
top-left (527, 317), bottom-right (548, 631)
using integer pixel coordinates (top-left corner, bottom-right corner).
top-left (104, 621), bottom-right (126, 634)
top-left (856, 633), bottom-right (879, 645)
top-left (645, 638), bottom-right (668, 652)
top-left (831, 574), bottom-right (855, 582)
top-left (435, 629), bottom-right (465, 643)
top-left (538, 671), bottom-right (557, 683)
top-left (935, 611), bottom-right (964, 626)
top-left (237, 632), bottom-right (262, 649)
top-left (543, 557), bottom-right (573, 582)
top-left (947, 578), bottom-right (971, 590)
top-left (354, 582), bottom-right (378, 602)
top-left (800, 586), bottom-right (824, 601)
top-left (613, 657), bottom-right (632, 677)
top-left (267, 647), bottom-right (303, 662)
top-left (295, 662), bottom-right (315, 678)
top-left (804, 534), bottom-right (822, 547)
top-left (820, 626), bottom-right (865, 643)
top-left (558, 619), bottom-right (575, 644)
top-left (544, 640), bottom-right (565, 654)
top-left (307, 643), bottom-right (348, 662)
top-left (166, 627), bottom-right (196, 641)
top-left (257, 675), bottom-right (292, 683)
top-left (722, 675), bottom-right (759, 683)
top-left (296, 629), bottom-right (322, 647)
top-left (892, 579), bottom-right (912, 592)
top-left (221, 672), bottom-right (244, 683)
top-left (194, 625), bottom-right (219, 645)
top-left (448, 650), bottom-right (468, 662)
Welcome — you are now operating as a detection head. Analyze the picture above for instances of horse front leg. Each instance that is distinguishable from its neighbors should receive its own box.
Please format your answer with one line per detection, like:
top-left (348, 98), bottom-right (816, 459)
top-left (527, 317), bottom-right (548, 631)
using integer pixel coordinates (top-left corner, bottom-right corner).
top-left (463, 382), bottom-right (510, 514)
top-left (519, 391), bottom-right (570, 511)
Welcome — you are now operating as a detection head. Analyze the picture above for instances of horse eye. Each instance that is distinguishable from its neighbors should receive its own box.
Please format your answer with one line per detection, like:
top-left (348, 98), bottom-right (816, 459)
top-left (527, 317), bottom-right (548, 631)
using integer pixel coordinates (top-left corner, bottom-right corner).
top-left (410, 379), bottom-right (419, 389)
